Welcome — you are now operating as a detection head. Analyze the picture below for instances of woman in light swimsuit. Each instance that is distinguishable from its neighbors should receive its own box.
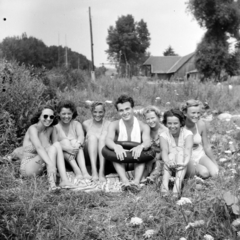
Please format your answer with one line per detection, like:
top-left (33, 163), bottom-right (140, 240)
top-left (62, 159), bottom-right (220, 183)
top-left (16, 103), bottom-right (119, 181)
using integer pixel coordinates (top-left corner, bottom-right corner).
top-left (142, 106), bottom-right (167, 183)
top-left (181, 99), bottom-right (219, 178)
top-left (83, 102), bottom-right (110, 182)
top-left (54, 100), bottom-right (91, 181)
top-left (20, 105), bottom-right (76, 190)
top-left (160, 109), bottom-right (193, 196)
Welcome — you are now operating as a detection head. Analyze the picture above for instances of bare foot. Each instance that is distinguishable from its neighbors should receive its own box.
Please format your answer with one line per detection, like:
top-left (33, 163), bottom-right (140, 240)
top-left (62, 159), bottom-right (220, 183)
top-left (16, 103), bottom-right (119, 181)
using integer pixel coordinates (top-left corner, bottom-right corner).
top-left (83, 173), bottom-right (92, 180)
top-left (92, 173), bottom-right (99, 182)
top-left (75, 174), bottom-right (84, 180)
top-left (59, 180), bottom-right (76, 189)
top-left (99, 174), bottom-right (106, 183)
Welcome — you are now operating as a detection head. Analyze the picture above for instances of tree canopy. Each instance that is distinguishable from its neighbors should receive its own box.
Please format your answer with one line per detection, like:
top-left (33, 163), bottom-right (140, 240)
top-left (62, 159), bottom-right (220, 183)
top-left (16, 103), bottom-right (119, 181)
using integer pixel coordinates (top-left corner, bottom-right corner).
top-left (187, 0), bottom-right (240, 80)
top-left (163, 46), bottom-right (178, 56)
top-left (0, 33), bottom-right (92, 70)
top-left (106, 15), bottom-right (151, 66)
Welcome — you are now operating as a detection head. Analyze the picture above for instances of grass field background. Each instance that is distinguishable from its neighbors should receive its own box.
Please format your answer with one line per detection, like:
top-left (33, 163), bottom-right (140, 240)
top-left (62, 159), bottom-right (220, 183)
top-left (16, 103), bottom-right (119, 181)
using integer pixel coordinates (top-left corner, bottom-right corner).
top-left (1, 60), bottom-right (240, 239)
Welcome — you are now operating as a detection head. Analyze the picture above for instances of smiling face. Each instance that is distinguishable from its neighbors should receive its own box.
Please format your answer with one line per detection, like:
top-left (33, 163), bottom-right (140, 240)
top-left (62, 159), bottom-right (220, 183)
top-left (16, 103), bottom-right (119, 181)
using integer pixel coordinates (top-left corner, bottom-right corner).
top-left (117, 101), bottom-right (134, 121)
top-left (145, 111), bottom-right (159, 129)
top-left (40, 108), bottom-right (54, 127)
top-left (92, 104), bottom-right (105, 122)
top-left (59, 108), bottom-right (73, 124)
top-left (185, 106), bottom-right (201, 123)
top-left (166, 116), bottom-right (181, 135)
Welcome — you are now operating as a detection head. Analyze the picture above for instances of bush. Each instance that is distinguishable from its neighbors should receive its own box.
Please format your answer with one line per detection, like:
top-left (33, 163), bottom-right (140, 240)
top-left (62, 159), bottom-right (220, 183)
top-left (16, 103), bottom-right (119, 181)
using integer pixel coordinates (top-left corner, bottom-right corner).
top-left (0, 59), bottom-right (57, 154)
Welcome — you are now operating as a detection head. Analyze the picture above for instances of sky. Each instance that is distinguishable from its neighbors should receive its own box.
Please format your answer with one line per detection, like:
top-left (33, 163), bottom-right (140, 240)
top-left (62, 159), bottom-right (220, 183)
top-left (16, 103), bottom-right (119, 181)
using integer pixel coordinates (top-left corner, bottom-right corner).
top-left (0, 0), bottom-right (206, 67)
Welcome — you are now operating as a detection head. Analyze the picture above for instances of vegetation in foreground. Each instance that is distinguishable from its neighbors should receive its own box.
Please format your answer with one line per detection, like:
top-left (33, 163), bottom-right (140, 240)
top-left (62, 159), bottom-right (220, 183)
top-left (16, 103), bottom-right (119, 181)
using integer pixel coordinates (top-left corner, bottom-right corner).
top-left (1, 59), bottom-right (240, 239)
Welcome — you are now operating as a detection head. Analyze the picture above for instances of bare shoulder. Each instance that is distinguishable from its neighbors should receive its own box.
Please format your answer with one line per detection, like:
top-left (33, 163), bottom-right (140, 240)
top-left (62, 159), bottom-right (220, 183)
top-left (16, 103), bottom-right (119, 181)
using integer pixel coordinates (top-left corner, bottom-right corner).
top-left (82, 119), bottom-right (91, 127)
top-left (197, 119), bottom-right (207, 132)
top-left (139, 120), bottom-right (150, 131)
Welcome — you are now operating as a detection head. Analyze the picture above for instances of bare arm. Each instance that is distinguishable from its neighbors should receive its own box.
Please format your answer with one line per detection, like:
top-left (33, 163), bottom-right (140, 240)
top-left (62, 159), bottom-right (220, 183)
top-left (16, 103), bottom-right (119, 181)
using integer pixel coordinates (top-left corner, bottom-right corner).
top-left (75, 121), bottom-right (85, 146)
top-left (105, 121), bottom-right (127, 160)
top-left (130, 123), bottom-right (151, 159)
top-left (160, 136), bottom-right (170, 164)
top-left (183, 135), bottom-right (193, 166)
top-left (201, 121), bottom-right (218, 166)
top-left (28, 126), bottom-right (53, 166)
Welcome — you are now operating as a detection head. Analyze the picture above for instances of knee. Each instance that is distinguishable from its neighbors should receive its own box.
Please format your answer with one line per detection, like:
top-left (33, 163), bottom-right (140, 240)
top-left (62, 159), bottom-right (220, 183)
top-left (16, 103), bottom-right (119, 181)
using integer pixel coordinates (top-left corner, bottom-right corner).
top-left (88, 135), bottom-right (98, 143)
top-left (53, 142), bottom-right (62, 150)
top-left (198, 168), bottom-right (210, 179)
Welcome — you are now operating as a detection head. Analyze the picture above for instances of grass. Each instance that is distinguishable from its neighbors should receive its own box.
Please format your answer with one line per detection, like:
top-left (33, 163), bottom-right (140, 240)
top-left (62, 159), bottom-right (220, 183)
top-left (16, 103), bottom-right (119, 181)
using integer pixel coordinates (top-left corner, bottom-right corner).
top-left (1, 67), bottom-right (240, 239)
top-left (1, 111), bottom-right (240, 239)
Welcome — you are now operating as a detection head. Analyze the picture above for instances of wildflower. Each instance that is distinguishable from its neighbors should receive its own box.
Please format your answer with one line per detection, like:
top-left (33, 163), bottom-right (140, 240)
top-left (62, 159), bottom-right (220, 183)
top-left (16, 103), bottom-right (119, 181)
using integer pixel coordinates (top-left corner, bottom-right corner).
top-left (143, 229), bottom-right (155, 238)
top-left (130, 217), bottom-right (143, 226)
top-left (230, 169), bottom-right (237, 174)
top-left (224, 150), bottom-right (232, 154)
top-left (179, 238), bottom-right (187, 240)
top-left (203, 234), bottom-right (214, 240)
top-left (148, 215), bottom-right (154, 220)
top-left (105, 100), bottom-right (112, 104)
top-left (176, 197), bottom-right (192, 206)
top-left (185, 220), bottom-right (205, 230)
top-left (229, 85), bottom-right (233, 90)
top-left (155, 97), bottom-right (161, 101)
top-left (232, 218), bottom-right (240, 227)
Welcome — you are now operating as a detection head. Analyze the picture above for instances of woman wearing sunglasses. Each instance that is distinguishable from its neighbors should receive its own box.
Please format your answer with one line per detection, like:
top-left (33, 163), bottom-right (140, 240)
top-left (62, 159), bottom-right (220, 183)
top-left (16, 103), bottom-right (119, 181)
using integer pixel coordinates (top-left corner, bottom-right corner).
top-left (20, 105), bottom-right (75, 190)
top-left (54, 100), bottom-right (91, 182)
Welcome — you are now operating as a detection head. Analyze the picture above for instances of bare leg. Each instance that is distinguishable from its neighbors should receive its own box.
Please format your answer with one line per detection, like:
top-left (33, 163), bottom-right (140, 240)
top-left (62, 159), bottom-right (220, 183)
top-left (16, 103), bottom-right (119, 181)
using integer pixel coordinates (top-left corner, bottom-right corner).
top-left (76, 149), bottom-right (92, 180)
top-left (112, 162), bottom-right (129, 184)
top-left (132, 163), bottom-right (145, 185)
top-left (161, 165), bottom-right (171, 193)
top-left (51, 142), bottom-right (75, 187)
top-left (87, 135), bottom-right (99, 181)
top-left (173, 167), bottom-right (187, 195)
top-left (198, 155), bottom-right (219, 177)
top-left (64, 152), bottom-right (83, 180)
top-left (98, 136), bottom-right (106, 182)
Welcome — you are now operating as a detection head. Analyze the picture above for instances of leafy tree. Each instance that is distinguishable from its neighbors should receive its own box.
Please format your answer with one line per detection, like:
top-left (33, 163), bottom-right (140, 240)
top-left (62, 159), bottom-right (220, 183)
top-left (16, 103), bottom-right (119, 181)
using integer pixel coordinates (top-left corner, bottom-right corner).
top-left (0, 34), bottom-right (91, 70)
top-left (106, 15), bottom-right (150, 76)
top-left (163, 46), bottom-right (178, 56)
top-left (187, 0), bottom-right (240, 80)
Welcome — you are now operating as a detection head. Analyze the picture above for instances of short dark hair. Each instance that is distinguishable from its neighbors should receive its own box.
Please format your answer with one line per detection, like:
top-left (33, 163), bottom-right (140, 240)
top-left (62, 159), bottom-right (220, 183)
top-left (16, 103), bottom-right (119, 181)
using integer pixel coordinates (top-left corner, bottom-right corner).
top-left (31, 105), bottom-right (58, 127)
top-left (114, 94), bottom-right (134, 110)
top-left (57, 100), bottom-right (78, 119)
top-left (162, 109), bottom-right (185, 127)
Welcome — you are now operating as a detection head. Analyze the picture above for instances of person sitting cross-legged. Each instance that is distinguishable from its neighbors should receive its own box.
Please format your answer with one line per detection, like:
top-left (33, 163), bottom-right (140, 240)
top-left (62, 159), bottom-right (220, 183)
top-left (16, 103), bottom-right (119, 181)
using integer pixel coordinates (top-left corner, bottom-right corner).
top-left (105, 94), bottom-right (152, 190)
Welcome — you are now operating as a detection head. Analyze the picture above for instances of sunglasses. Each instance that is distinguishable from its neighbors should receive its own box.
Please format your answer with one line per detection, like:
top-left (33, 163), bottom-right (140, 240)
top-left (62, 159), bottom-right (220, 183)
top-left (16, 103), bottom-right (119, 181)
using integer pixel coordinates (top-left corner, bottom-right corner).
top-left (43, 115), bottom-right (54, 120)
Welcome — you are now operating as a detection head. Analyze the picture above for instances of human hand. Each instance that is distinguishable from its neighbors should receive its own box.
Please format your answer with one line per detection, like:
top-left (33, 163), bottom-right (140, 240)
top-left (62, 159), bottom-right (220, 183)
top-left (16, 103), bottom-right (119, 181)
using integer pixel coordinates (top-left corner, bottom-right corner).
top-left (114, 144), bottom-right (127, 161)
top-left (130, 144), bottom-right (144, 160)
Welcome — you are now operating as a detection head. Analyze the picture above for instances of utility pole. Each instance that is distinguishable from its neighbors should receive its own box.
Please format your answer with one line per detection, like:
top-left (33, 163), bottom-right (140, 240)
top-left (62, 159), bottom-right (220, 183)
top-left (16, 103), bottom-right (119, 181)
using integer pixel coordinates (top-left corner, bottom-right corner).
top-left (58, 33), bottom-right (60, 68)
top-left (65, 34), bottom-right (68, 68)
top-left (89, 7), bottom-right (95, 81)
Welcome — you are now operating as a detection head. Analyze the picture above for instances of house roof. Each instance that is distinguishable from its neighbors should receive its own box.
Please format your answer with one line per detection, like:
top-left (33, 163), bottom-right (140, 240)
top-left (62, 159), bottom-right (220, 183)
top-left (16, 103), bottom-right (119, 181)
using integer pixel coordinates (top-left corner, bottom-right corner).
top-left (143, 52), bottom-right (195, 74)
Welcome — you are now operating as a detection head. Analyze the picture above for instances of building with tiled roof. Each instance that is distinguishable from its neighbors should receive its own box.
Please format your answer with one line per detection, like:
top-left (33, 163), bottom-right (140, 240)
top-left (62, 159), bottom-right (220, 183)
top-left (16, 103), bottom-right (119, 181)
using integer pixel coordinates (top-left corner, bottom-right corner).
top-left (143, 52), bottom-right (198, 80)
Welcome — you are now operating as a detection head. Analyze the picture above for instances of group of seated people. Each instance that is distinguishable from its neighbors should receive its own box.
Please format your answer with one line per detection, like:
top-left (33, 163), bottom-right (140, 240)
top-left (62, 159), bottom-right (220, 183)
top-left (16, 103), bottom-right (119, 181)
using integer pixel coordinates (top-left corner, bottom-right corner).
top-left (20, 94), bottom-right (219, 195)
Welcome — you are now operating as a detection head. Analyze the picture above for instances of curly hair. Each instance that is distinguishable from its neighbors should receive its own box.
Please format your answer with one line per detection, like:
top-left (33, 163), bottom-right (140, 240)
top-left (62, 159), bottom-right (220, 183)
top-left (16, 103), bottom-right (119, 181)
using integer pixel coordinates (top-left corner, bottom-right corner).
top-left (143, 105), bottom-right (161, 119)
top-left (114, 94), bottom-right (134, 110)
top-left (91, 101), bottom-right (105, 113)
top-left (30, 105), bottom-right (58, 127)
top-left (180, 99), bottom-right (203, 113)
top-left (56, 100), bottom-right (78, 119)
top-left (162, 109), bottom-right (185, 127)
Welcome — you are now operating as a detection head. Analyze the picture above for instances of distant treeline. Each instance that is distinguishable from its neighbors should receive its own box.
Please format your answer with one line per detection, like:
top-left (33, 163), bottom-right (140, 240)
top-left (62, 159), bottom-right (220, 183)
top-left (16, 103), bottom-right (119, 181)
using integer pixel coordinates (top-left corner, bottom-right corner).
top-left (0, 33), bottom-right (92, 70)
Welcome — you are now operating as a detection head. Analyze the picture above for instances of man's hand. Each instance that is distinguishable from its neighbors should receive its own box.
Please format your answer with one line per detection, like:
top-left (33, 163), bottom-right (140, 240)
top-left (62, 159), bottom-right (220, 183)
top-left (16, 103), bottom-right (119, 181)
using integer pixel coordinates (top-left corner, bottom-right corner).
top-left (130, 144), bottom-right (144, 160)
top-left (114, 144), bottom-right (127, 161)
